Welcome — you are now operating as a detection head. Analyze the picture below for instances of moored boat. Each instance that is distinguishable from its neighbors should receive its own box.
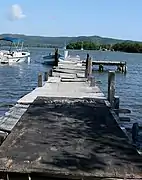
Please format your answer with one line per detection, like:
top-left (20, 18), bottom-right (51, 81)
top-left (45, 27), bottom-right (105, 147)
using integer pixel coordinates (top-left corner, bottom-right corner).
top-left (0, 37), bottom-right (30, 64)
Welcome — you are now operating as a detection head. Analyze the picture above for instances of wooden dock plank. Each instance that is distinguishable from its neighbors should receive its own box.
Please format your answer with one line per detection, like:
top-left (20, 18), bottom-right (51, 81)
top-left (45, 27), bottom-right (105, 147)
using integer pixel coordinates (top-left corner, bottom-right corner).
top-left (0, 97), bottom-right (141, 179)
top-left (0, 104), bottom-right (29, 132)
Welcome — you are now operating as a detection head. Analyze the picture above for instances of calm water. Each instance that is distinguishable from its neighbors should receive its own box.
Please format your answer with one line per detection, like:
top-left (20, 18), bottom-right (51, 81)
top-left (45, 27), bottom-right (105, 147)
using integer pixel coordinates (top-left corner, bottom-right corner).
top-left (0, 48), bottom-right (142, 129)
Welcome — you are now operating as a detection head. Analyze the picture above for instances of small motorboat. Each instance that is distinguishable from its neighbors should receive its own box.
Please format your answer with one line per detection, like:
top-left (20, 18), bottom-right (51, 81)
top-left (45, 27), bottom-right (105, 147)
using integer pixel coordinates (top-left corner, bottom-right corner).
top-left (42, 50), bottom-right (81, 65)
top-left (43, 53), bottom-right (63, 60)
top-left (42, 52), bottom-right (64, 65)
top-left (0, 37), bottom-right (30, 64)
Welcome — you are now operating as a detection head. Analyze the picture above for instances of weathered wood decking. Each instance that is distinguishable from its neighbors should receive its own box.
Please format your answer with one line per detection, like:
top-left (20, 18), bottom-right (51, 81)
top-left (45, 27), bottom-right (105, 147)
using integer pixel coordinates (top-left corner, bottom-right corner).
top-left (0, 58), bottom-right (141, 179)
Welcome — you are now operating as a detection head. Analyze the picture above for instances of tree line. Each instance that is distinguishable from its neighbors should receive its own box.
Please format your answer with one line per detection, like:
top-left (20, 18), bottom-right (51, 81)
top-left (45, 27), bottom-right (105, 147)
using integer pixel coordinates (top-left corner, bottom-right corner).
top-left (66, 41), bottom-right (142, 53)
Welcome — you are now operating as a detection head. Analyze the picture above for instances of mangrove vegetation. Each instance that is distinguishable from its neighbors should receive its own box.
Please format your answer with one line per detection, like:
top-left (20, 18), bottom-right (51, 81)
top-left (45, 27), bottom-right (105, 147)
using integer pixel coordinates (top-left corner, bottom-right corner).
top-left (66, 41), bottom-right (142, 53)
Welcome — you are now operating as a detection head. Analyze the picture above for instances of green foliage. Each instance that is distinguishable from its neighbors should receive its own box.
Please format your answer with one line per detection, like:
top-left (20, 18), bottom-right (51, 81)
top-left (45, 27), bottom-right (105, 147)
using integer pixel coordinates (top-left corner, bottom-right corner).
top-left (66, 41), bottom-right (112, 51)
top-left (112, 42), bottom-right (142, 53)
top-left (67, 41), bottom-right (142, 53)
top-left (0, 34), bottom-right (142, 53)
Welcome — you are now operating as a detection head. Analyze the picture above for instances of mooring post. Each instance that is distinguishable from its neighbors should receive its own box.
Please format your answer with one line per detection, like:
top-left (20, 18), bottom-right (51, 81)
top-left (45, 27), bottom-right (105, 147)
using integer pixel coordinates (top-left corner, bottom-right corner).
top-left (99, 64), bottom-right (104, 72)
top-left (124, 62), bottom-right (127, 74)
top-left (113, 96), bottom-right (119, 115)
top-left (85, 53), bottom-right (89, 78)
top-left (48, 69), bottom-right (53, 77)
top-left (44, 72), bottom-right (48, 81)
top-left (38, 73), bottom-right (42, 87)
top-left (54, 48), bottom-right (59, 66)
top-left (108, 71), bottom-right (115, 107)
top-left (90, 76), bottom-right (95, 87)
top-left (87, 57), bottom-right (92, 80)
top-left (132, 123), bottom-right (139, 144)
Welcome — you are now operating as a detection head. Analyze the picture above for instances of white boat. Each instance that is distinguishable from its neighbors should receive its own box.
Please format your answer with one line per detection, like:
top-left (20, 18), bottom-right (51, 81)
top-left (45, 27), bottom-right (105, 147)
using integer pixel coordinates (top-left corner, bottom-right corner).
top-left (64, 42), bottom-right (66, 50)
top-left (0, 37), bottom-right (30, 64)
top-left (58, 50), bottom-right (81, 62)
top-left (81, 41), bottom-right (84, 51)
top-left (43, 50), bottom-right (81, 65)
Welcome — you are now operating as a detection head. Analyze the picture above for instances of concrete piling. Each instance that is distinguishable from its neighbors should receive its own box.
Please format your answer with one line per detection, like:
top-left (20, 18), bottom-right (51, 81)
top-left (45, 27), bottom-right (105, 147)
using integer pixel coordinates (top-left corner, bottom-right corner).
top-left (108, 71), bottom-right (115, 107)
top-left (38, 73), bottom-right (42, 87)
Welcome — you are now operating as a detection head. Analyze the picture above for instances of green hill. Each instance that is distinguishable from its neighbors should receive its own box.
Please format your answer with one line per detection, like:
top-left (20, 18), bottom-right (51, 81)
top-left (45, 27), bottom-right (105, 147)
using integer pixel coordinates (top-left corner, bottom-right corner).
top-left (0, 33), bottom-right (140, 48)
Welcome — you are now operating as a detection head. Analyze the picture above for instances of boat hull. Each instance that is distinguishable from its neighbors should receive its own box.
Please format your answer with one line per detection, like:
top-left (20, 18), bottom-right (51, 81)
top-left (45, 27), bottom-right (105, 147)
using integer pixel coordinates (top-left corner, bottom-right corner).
top-left (0, 51), bottom-right (30, 64)
top-left (43, 54), bottom-right (63, 60)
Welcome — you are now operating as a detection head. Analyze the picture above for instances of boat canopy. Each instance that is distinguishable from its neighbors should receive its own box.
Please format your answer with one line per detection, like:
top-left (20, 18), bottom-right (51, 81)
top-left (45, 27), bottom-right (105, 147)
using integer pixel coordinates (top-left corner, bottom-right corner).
top-left (0, 37), bottom-right (24, 43)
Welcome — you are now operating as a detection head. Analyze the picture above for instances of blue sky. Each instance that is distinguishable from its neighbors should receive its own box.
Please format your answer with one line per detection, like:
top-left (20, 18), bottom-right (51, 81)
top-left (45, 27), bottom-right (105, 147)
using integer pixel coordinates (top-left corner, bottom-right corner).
top-left (0, 0), bottom-right (142, 41)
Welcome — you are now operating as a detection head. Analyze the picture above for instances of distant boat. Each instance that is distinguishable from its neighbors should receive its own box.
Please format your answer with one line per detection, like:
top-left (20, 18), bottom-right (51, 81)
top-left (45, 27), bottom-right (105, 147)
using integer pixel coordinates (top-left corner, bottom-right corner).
top-left (42, 53), bottom-right (63, 65)
top-left (81, 41), bottom-right (84, 51)
top-left (64, 42), bottom-right (66, 50)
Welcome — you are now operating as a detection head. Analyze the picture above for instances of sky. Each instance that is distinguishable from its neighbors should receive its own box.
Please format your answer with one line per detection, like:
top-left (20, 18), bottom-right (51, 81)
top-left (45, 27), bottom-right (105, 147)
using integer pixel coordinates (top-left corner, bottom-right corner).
top-left (0, 0), bottom-right (142, 41)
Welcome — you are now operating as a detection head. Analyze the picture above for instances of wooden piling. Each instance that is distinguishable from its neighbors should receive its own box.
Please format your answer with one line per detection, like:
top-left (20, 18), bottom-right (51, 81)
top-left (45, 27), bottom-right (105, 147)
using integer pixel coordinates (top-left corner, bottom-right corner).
top-left (124, 63), bottom-right (127, 74)
top-left (99, 64), bottom-right (104, 72)
top-left (85, 53), bottom-right (89, 78)
top-left (114, 96), bottom-right (119, 109)
top-left (108, 71), bottom-right (115, 107)
top-left (48, 69), bottom-right (53, 77)
top-left (132, 123), bottom-right (139, 144)
top-left (113, 96), bottom-right (119, 115)
top-left (54, 48), bottom-right (59, 66)
top-left (90, 76), bottom-right (95, 87)
top-left (44, 72), bottom-right (48, 81)
top-left (38, 73), bottom-right (42, 87)
top-left (87, 57), bottom-right (92, 79)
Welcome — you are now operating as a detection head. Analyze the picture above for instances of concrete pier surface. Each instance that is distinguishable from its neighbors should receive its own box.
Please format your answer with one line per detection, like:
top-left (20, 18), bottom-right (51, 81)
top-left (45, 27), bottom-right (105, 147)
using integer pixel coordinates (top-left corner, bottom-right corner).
top-left (0, 97), bottom-right (141, 179)
top-left (17, 61), bottom-right (106, 104)
top-left (0, 57), bottom-right (141, 179)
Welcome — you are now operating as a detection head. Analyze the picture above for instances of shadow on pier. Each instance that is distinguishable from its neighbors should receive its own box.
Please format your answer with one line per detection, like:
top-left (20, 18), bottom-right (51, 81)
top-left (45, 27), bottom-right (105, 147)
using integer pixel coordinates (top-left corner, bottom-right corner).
top-left (0, 97), bottom-right (141, 179)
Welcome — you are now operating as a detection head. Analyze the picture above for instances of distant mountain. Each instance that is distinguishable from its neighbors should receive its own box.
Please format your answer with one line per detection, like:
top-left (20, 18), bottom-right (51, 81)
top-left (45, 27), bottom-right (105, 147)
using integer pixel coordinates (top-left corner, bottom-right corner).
top-left (0, 33), bottom-right (140, 47)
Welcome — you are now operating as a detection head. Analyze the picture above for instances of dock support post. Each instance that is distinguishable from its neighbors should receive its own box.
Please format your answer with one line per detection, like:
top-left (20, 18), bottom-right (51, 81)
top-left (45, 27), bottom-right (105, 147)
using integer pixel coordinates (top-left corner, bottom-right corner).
top-left (90, 76), bottom-right (95, 87)
top-left (99, 64), bottom-right (104, 72)
top-left (85, 53), bottom-right (89, 78)
top-left (132, 123), bottom-right (139, 144)
top-left (54, 48), bottom-right (59, 66)
top-left (44, 72), bottom-right (48, 81)
top-left (114, 96), bottom-right (119, 115)
top-left (124, 62), bottom-right (127, 74)
top-left (48, 69), bottom-right (53, 77)
top-left (87, 57), bottom-right (92, 80)
top-left (108, 71), bottom-right (115, 107)
top-left (6, 173), bottom-right (9, 180)
top-left (38, 73), bottom-right (42, 87)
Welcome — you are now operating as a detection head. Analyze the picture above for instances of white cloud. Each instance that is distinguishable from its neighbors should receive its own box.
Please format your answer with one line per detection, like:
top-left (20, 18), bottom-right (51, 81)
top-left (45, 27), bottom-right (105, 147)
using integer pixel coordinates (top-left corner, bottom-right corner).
top-left (8, 4), bottom-right (26, 21)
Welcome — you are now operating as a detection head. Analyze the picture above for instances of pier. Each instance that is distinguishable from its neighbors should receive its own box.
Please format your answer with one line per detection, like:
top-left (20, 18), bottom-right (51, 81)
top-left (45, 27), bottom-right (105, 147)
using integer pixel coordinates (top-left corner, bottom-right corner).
top-left (0, 53), bottom-right (141, 179)
top-left (82, 58), bottom-right (127, 73)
